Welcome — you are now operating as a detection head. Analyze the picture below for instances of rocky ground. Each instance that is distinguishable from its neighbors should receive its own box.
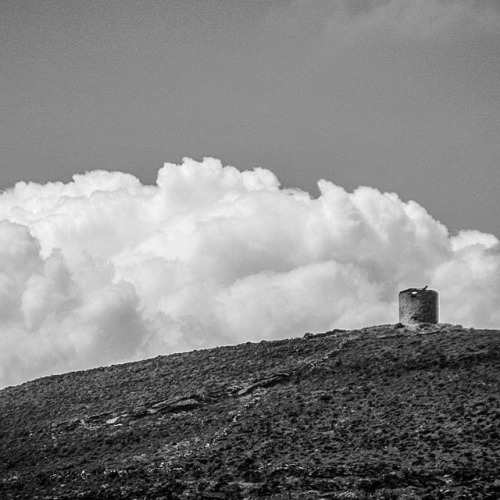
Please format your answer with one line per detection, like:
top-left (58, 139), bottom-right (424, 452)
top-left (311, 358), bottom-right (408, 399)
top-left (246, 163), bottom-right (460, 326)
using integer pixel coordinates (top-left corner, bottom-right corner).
top-left (1, 323), bottom-right (499, 499)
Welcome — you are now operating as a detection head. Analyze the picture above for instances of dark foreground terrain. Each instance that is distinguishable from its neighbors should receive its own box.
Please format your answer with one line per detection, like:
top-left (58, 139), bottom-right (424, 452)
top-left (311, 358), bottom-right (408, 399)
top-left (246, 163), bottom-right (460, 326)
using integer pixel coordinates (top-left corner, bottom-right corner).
top-left (1, 324), bottom-right (499, 499)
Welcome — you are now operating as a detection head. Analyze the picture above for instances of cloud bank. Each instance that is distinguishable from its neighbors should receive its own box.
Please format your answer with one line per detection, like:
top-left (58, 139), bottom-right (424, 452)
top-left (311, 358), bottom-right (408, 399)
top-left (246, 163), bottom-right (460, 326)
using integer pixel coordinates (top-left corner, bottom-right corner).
top-left (0, 157), bottom-right (499, 388)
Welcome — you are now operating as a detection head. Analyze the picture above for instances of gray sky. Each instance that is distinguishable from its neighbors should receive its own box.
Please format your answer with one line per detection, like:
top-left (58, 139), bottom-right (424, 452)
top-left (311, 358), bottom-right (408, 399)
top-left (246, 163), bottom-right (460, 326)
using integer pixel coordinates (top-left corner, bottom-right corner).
top-left (1, 0), bottom-right (500, 237)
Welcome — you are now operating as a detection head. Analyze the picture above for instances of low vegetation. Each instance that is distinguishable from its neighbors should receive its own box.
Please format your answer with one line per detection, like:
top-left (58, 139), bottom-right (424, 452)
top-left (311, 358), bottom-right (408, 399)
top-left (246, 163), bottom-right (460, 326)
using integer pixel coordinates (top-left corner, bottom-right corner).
top-left (1, 323), bottom-right (499, 499)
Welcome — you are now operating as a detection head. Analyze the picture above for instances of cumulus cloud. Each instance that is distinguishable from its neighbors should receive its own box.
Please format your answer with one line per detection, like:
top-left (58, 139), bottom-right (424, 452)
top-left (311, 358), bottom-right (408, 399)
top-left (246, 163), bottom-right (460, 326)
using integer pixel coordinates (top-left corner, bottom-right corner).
top-left (0, 157), bottom-right (499, 388)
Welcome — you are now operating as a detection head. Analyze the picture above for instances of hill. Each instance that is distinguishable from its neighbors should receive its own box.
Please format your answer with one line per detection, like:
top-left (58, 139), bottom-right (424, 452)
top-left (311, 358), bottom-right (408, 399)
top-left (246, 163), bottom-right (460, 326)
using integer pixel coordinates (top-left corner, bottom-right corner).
top-left (1, 323), bottom-right (499, 499)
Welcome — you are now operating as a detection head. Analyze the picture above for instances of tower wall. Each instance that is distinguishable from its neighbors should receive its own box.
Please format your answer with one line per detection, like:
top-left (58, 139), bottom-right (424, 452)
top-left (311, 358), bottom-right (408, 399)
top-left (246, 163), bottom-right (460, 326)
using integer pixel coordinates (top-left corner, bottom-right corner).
top-left (399, 288), bottom-right (439, 324)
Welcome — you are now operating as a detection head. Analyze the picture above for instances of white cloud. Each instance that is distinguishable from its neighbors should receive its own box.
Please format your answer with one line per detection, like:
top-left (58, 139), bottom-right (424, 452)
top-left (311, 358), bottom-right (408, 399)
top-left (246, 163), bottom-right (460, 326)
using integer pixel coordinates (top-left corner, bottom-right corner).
top-left (264, 0), bottom-right (500, 46)
top-left (0, 157), bottom-right (498, 388)
top-left (358, 0), bottom-right (500, 42)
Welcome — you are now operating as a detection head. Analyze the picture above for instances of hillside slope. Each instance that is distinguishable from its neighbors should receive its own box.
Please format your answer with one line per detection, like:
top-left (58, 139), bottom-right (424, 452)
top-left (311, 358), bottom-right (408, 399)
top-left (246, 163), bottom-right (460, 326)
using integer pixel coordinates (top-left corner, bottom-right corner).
top-left (1, 323), bottom-right (499, 499)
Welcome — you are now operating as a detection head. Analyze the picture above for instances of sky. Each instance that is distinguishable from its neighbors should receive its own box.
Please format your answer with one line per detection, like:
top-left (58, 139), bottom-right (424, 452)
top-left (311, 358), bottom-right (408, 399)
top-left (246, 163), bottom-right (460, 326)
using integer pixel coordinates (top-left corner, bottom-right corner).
top-left (0, 0), bottom-right (500, 388)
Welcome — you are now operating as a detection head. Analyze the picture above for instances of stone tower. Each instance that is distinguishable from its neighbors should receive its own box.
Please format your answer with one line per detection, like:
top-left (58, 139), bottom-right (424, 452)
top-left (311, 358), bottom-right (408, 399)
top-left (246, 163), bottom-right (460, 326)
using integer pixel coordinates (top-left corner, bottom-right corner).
top-left (399, 287), bottom-right (439, 324)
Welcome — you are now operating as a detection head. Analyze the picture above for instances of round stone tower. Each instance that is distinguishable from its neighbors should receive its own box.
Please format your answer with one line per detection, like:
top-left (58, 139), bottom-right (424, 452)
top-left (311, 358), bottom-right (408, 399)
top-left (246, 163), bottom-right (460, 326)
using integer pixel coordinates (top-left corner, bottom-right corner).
top-left (399, 287), bottom-right (439, 324)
